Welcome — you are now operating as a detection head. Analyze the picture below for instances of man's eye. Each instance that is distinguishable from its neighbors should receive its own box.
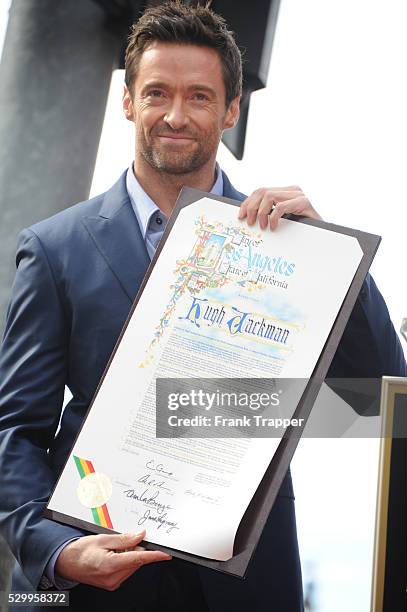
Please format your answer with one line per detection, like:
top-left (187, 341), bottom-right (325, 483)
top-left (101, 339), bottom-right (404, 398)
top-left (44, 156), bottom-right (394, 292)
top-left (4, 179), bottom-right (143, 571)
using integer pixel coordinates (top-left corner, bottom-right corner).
top-left (194, 93), bottom-right (209, 101)
top-left (148, 90), bottom-right (164, 98)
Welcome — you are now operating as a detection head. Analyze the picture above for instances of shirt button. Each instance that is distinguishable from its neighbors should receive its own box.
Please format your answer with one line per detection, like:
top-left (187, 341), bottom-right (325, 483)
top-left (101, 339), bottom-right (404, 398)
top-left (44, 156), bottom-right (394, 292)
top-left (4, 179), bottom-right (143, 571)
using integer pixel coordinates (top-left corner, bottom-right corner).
top-left (156, 216), bottom-right (163, 225)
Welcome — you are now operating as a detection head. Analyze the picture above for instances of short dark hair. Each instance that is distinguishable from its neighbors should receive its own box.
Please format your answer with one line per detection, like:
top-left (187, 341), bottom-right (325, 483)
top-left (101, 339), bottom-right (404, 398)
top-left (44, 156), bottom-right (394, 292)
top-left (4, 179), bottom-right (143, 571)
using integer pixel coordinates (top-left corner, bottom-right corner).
top-left (124, 1), bottom-right (242, 107)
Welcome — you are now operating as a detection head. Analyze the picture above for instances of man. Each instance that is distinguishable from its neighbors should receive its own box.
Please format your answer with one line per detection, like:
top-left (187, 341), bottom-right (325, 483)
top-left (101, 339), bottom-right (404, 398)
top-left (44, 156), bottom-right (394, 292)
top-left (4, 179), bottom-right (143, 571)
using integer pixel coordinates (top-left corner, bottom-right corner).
top-left (0, 3), bottom-right (405, 611)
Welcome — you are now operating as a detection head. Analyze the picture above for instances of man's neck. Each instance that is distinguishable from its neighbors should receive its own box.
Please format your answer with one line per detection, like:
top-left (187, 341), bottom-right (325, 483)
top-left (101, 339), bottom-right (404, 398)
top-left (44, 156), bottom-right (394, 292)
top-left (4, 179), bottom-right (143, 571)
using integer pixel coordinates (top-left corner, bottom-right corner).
top-left (132, 158), bottom-right (218, 217)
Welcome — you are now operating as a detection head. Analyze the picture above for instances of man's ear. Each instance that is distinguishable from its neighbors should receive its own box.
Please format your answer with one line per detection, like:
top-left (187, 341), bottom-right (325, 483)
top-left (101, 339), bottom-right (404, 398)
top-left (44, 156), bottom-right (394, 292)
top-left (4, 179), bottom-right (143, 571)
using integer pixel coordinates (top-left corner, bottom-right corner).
top-left (123, 85), bottom-right (135, 122)
top-left (223, 96), bottom-right (240, 130)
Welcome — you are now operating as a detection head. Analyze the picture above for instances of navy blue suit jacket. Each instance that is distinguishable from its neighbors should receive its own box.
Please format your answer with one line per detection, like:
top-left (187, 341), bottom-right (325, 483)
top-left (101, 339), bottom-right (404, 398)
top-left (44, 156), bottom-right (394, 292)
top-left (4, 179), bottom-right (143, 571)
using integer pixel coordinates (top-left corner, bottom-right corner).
top-left (0, 171), bottom-right (406, 611)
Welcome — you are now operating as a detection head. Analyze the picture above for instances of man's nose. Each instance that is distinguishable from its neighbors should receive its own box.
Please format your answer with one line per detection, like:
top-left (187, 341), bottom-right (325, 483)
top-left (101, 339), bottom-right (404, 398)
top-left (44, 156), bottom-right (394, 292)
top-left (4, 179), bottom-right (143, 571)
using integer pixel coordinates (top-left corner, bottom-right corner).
top-left (163, 97), bottom-right (188, 130)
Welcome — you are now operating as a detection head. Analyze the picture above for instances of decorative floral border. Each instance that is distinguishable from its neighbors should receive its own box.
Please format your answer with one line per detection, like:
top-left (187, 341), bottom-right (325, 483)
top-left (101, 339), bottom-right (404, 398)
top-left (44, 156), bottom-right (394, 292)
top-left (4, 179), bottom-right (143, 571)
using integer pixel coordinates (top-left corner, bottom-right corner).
top-left (139, 217), bottom-right (263, 366)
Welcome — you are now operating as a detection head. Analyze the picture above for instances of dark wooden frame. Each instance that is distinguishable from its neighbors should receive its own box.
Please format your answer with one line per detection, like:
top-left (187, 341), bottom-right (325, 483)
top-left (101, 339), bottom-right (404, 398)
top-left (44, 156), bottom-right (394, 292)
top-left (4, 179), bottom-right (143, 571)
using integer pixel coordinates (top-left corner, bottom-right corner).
top-left (45, 187), bottom-right (381, 578)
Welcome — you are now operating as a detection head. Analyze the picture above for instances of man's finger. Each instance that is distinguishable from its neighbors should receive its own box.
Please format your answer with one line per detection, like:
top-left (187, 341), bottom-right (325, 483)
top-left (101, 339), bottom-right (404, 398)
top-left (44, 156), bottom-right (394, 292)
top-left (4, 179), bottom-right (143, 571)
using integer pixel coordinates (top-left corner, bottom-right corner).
top-left (269, 196), bottom-right (320, 230)
top-left (239, 189), bottom-right (303, 223)
top-left (238, 188), bottom-right (263, 220)
top-left (97, 531), bottom-right (146, 551)
top-left (260, 190), bottom-right (303, 203)
top-left (266, 185), bottom-right (301, 192)
top-left (113, 545), bottom-right (146, 554)
top-left (257, 195), bottom-right (278, 229)
top-left (244, 193), bottom-right (264, 226)
top-left (100, 551), bottom-right (170, 592)
top-left (238, 199), bottom-right (248, 220)
top-left (111, 549), bottom-right (172, 572)
top-left (258, 194), bottom-right (306, 231)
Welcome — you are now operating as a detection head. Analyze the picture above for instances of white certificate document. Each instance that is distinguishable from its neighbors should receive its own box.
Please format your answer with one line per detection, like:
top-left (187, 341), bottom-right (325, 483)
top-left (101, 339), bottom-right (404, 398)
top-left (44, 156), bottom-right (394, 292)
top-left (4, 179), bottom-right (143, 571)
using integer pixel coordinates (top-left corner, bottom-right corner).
top-left (46, 195), bottom-right (363, 561)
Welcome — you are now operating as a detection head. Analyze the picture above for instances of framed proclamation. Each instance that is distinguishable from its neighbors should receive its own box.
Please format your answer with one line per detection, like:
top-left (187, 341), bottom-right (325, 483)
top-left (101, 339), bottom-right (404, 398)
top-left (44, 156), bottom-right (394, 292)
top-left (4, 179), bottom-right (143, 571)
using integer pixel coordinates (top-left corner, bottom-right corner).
top-left (371, 376), bottom-right (407, 611)
top-left (45, 187), bottom-right (381, 577)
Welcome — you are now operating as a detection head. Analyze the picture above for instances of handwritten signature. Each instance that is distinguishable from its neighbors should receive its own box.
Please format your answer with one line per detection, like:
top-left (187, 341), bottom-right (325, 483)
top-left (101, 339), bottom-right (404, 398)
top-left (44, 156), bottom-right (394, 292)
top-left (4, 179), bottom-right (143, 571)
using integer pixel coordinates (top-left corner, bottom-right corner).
top-left (123, 488), bottom-right (173, 515)
top-left (138, 509), bottom-right (179, 534)
top-left (138, 474), bottom-right (173, 493)
top-left (145, 460), bottom-right (174, 478)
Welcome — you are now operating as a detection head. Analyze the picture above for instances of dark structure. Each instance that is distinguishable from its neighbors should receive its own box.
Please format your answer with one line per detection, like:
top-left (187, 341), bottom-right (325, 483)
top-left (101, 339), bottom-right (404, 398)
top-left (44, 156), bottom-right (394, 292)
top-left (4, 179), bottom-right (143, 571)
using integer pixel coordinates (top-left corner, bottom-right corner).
top-left (210, 0), bottom-right (280, 159)
top-left (0, 0), bottom-right (126, 332)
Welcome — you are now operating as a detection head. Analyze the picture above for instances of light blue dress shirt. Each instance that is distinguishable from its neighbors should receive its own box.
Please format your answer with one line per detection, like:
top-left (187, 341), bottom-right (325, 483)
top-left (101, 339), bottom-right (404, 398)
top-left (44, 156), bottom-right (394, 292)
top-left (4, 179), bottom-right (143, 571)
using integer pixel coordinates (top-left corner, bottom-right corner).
top-left (44, 162), bottom-right (224, 590)
top-left (126, 161), bottom-right (224, 259)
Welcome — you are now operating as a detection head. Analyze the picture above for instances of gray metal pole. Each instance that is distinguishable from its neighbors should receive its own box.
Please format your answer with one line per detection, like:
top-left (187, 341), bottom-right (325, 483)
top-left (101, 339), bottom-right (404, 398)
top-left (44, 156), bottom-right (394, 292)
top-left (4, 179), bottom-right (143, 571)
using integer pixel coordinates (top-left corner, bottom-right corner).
top-left (0, 0), bottom-right (125, 330)
top-left (0, 1), bottom-right (126, 599)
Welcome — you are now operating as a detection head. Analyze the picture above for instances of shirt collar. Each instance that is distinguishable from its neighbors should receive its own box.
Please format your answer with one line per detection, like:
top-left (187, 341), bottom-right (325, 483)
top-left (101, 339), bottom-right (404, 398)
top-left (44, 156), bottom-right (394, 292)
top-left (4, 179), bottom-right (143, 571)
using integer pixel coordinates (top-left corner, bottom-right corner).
top-left (126, 162), bottom-right (224, 239)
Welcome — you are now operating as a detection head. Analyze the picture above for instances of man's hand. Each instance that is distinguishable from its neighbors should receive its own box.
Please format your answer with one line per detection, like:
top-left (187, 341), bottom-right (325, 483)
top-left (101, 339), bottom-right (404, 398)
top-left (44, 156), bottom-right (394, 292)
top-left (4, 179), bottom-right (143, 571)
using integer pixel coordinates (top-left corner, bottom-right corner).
top-left (55, 531), bottom-right (171, 591)
top-left (238, 186), bottom-right (322, 230)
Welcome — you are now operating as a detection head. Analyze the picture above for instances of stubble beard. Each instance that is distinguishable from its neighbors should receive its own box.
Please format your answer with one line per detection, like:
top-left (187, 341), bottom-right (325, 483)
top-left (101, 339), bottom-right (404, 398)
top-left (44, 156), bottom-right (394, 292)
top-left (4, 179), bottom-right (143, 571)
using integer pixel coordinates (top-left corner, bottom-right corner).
top-left (138, 127), bottom-right (220, 176)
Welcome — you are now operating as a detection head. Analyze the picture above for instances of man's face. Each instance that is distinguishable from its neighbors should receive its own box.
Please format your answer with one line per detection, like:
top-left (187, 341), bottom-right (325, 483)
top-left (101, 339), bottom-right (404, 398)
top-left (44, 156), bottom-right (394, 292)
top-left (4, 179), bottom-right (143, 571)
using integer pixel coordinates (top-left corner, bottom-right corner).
top-left (123, 42), bottom-right (239, 175)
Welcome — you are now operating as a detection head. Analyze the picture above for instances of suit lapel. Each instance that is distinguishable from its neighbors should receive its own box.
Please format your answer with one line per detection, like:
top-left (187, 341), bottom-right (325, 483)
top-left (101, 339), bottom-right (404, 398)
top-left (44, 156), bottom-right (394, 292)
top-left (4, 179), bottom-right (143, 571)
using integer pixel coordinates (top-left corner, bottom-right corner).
top-left (221, 170), bottom-right (246, 202)
top-left (82, 172), bottom-right (150, 303)
top-left (81, 169), bottom-right (245, 304)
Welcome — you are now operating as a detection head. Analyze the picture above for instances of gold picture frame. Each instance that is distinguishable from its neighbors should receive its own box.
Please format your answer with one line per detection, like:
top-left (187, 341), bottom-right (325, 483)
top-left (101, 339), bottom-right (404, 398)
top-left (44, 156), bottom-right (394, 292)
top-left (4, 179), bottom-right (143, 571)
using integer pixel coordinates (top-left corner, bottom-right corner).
top-left (371, 376), bottom-right (407, 611)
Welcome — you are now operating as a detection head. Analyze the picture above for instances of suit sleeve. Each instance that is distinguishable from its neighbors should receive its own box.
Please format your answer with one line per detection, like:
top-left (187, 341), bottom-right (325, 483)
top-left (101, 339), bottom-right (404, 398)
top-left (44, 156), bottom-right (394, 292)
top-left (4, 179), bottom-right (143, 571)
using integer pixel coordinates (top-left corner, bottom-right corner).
top-left (0, 229), bottom-right (85, 589)
top-left (328, 273), bottom-right (407, 378)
